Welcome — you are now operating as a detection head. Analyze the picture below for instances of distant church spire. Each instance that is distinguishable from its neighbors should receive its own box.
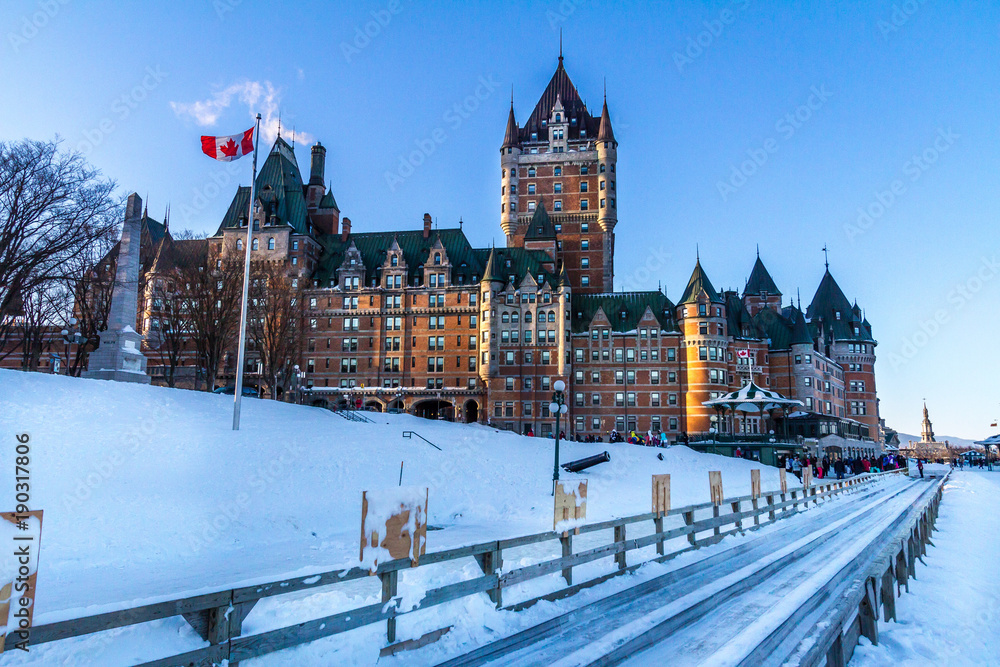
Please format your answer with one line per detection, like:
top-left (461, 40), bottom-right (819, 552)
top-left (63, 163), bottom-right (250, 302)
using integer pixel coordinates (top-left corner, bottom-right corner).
top-left (920, 401), bottom-right (936, 443)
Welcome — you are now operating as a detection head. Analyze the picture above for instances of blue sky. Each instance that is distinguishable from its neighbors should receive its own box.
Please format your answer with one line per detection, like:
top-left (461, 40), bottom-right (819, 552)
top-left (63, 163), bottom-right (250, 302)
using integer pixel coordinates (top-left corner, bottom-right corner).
top-left (2, 0), bottom-right (998, 438)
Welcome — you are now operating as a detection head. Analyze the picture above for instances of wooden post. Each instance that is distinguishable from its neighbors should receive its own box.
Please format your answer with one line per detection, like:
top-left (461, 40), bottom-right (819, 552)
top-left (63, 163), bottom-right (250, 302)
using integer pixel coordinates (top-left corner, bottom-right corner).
top-left (474, 545), bottom-right (503, 608)
top-left (881, 567), bottom-right (896, 622)
top-left (750, 470), bottom-right (761, 527)
top-left (731, 500), bottom-right (742, 532)
top-left (684, 510), bottom-right (697, 547)
top-left (859, 578), bottom-right (879, 646)
top-left (766, 494), bottom-right (775, 522)
top-left (712, 504), bottom-right (721, 538)
top-left (791, 489), bottom-right (798, 511)
top-left (560, 533), bottom-right (573, 585)
top-left (654, 515), bottom-right (665, 555)
top-left (652, 473), bottom-right (670, 555)
top-left (779, 468), bottom-right (788, 494)
top-left (614, 524), bottom-right (627, 570)
top-left (380, 570), bottom-right (399, 643)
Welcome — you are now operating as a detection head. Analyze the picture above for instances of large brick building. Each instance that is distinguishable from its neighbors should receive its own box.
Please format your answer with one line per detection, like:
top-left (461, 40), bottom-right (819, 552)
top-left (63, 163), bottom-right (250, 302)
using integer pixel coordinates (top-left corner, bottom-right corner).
top-left (61, 53), bottom-right (882, 443)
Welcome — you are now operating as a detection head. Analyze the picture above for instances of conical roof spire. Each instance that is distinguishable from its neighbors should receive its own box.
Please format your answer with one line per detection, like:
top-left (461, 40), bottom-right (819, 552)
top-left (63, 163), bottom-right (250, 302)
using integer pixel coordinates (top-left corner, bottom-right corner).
top-left (502, 96), bottom-right (519, 148)
top-left (744, 254), bottom-right (781, 296)
top-left (482, 247), bottom-right (503, 283)
top-left (789, 305), bottom-right (813, 346)
top-left (597, 95), bottom-right (615, 143)
top-left (680, 257), bottom-right (723, 305)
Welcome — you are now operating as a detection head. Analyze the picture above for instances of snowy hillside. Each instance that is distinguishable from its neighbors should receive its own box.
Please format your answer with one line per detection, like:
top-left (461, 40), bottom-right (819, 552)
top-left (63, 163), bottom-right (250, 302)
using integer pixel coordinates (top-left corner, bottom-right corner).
top-left (0, 370), bottom-right (788, 627)
top-left (894, 432), bottom-right (980, 449)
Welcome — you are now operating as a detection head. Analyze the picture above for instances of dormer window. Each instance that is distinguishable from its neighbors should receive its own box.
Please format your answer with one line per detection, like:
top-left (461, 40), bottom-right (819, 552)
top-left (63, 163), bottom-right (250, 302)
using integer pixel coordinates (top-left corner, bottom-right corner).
top-left (505, 259), bottom-right (511, 268)
top-left (531, 132), bottom-right (538, 141)
top-left (571, 117), bottom-right (577, 126)
top-left (391, 256), bottom-right (398, 267)
top-left (836, 311), bottom-right (841, 320)
top-left (541, 120), bottom-right (547, 127)
top-left (555, 113), bottom-right (561, 122)
top-left (434, 253), bottom-right (441, 265)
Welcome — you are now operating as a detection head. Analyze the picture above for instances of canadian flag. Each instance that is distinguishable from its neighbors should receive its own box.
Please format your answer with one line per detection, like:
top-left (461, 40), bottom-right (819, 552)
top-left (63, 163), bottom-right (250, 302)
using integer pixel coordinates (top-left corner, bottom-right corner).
top-left (201, 127), bottom-right (255, 162)
top-left (737, 349), bottom-right (751, 359)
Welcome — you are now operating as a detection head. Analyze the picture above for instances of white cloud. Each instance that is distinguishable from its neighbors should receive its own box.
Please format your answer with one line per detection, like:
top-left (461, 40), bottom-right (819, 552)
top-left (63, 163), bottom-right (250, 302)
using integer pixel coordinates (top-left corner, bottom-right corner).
top-left (170, 80), bottom-right (315, 146)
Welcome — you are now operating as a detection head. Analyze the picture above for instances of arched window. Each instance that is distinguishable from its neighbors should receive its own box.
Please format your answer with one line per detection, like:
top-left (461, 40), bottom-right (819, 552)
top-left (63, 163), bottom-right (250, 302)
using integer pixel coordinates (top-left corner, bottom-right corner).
top-left (525, 312), bottom-right (533, 323)
top-left (251, 238), bottom-right (259, 251)
top-left (391, 255), bottom-right (398, 267)
top-left (236, 238), bottom-right (243, 251)
top-left (511, 312), bottom-right (519, 323)
top-left (548, 311), bottom-right (556, 322)
top-left (434, 253), bottom-right (441, 265)
top-left (501, 312), bottom-right (510, 323)
top-left (528, 167), bottom-right (536, 177)
top-left (267, 237), bottom-right (275, 250)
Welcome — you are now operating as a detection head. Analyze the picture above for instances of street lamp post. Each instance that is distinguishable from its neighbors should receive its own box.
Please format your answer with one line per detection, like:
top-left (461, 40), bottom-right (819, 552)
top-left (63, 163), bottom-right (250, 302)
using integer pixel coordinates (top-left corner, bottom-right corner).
top-left (550, 379), bottom-right (569, 494)
top-left (60, 317), bottom-right (84, 376)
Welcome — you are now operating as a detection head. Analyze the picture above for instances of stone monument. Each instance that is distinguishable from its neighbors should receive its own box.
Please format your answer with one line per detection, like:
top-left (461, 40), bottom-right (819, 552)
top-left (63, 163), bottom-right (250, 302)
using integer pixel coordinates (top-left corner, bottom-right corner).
top-left (83, 192), bottom-right (151, 383)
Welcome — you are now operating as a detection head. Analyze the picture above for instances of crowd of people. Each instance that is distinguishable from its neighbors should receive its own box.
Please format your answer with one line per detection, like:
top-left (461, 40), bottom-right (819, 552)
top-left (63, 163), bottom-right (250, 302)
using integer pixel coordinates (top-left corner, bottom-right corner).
top-left (781, 453), bottom-right (903, 480)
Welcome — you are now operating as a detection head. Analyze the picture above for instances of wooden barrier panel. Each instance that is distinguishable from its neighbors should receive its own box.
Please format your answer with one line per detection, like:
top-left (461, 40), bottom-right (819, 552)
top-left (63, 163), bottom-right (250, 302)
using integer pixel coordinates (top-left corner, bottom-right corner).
top-left (779, 468), bottom-right (788, 494)
top-left (802, 467), bottom-right (812, 490)
top-left (652, 474), bottom-right (671, 516)
top-left (0, 510), bottom-right (43, 651)
top-left (750, 470), bottom-right (761, 500)
top-left (554, 480), bottom-right (588, 534)
top-left (709, 471), bottom-right (724, 505)
top-left (360, 487), bottom-right (428, 571)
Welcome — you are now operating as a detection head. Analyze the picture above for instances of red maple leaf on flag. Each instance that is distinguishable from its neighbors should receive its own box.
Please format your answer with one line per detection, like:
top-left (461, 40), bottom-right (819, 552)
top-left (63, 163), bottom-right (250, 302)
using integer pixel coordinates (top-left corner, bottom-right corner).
top-left (219, 138), bottom-right (239, 158)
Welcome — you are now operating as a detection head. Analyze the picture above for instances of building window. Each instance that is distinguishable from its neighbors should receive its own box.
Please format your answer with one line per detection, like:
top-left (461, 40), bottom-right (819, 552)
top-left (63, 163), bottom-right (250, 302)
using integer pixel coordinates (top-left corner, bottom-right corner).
top-left (554, 200), bottom-right (562, 211)
top-left (581, 276), bottom-right (590, 287)
top-left (581, 257), bottom-right (590, 268)
top-left (527, 202), bottom-right (536, 212)
top-left (267, 237), bottom-right (275, 250)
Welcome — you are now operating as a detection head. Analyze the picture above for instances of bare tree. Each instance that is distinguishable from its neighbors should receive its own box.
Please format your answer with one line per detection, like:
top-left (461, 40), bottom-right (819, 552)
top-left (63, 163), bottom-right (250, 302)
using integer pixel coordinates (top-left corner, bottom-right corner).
top-left (248, 260), bottom-right (302, 399)
top-left (58, 229), bottom-right (118, 375)
top-left (0, 139), bottom-right (119, 352)
top-left (12, 284), bottom-right (62, 371)
top-left (178, 242), bottom-right (243, 390)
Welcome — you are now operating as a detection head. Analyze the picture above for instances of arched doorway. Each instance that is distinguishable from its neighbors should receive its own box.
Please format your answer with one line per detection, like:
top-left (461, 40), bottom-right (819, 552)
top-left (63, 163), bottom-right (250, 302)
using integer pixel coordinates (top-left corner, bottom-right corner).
top-left (413, 399), bottom-right (453, 421)
top-left (464, 399), bottom-right (479, 424)
top-left (365, 400), bottom-right (384, 412)
top-left (386, 398), bottom-right (405, 414)
top-left (310, 398), bottom-right (328, 409)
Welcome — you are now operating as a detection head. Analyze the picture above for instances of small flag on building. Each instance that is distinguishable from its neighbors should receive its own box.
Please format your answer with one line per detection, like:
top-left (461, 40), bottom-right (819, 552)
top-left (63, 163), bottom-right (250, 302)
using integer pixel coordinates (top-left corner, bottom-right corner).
top-left (737, 349), bottom-right (750, 359)
top-left (201, 127), bottom-right (255, 162)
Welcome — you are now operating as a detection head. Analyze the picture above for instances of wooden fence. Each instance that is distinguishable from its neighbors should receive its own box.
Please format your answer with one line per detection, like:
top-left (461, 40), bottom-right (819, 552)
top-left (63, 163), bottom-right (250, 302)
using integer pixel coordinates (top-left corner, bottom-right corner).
top-left (9, 469), bottom-right (906, 666)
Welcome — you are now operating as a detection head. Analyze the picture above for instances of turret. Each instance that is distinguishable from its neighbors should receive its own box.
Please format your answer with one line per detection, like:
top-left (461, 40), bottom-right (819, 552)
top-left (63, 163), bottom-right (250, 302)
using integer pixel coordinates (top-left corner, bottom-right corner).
top-left (501, 100), bottom-right (521, 239)
top-left (479, 249), bottom-right (504, 383)
top-left (676, 258), bottom-right (728, 434)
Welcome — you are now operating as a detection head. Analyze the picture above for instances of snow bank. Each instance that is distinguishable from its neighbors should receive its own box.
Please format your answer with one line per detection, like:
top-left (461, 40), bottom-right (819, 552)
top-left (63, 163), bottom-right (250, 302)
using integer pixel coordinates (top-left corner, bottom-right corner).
top-left (0, 370), bottom-right (791, 626)
top-left (852, 471), bottom-right (1000, 666)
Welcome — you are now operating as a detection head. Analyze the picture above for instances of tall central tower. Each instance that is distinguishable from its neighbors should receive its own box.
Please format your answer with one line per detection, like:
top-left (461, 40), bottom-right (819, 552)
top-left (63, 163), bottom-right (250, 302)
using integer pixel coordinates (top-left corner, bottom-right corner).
top-left (501, 52), bottom-right (617, 294)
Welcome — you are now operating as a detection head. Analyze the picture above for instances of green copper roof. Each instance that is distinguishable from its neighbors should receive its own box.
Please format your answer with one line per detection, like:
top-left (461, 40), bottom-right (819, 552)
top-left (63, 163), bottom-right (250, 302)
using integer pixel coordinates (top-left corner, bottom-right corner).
top-left (744, 255), bottom-right (781, 296)
top-left (319, 188), bottom-right (339, 210)
top-left (571, 291), bottom-right (679, 334)
top-left (312, 227), bottom-right (485, 287)
top-left (524, 204), bottom-right (556, 240)
top-left (480, 246), bottom-right (560, 290)
top-left (679, 260), bottom-right (724, 304)
top-left (481, 247), bottom-right (503, 282)
top-left (806, 269), bottom-right (873, 342)
top-left (726, 292), bottom-right (764, 340)
top-left (215, 137), bottom-right (310, 236)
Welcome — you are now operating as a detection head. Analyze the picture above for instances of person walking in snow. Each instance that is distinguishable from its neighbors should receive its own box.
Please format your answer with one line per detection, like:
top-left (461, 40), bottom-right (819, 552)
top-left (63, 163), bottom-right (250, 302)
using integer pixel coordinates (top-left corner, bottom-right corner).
top-left (791, 457), bottom-right (802, 480)
top-left (834, 458), bottom-right (846, 480)
top-left (917, 459), bottom-right (924, 478)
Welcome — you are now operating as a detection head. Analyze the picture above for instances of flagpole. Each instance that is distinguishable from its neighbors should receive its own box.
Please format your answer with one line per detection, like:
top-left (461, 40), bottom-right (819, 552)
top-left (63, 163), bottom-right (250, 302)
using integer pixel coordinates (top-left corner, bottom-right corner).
top-left (233, 113), bottom-right (262, 430)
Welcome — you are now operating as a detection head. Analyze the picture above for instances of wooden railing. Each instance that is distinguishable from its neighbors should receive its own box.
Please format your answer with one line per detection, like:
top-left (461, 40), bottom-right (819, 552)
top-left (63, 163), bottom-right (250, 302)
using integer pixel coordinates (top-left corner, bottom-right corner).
top-left (10, 470), bottom-right (907, 666)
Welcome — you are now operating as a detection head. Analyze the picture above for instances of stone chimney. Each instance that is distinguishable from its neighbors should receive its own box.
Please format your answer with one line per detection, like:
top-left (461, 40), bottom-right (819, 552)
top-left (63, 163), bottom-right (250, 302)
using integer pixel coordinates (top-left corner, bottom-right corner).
top-left (423, 213), bottom-right (432, 238)
top-left (341, 217), bottom-right (351, 242)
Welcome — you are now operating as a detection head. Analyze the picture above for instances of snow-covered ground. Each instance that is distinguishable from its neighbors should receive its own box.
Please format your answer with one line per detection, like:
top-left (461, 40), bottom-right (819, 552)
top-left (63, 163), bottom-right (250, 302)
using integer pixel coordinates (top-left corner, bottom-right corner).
top-left (0, 370), bottom-right (796, 665)
top-left (853, 470), bottom-right (1000, 666)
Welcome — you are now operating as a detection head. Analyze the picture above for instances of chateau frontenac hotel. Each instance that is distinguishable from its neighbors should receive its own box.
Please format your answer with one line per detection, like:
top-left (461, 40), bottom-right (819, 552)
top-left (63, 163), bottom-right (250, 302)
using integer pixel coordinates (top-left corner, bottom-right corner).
top-left (128, 54), bottom-right (881, 443)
